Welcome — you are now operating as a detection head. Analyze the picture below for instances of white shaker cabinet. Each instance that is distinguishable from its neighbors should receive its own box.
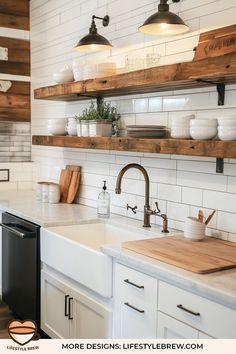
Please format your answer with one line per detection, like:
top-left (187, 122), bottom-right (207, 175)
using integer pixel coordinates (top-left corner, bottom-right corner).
top-left (157, 312), bottom-right (198, 339)
top-left (41, 270), bottom-right (112, 339)
top-left (157, 312), bottom-right (213, 339)
top-left (113, 263), bottom-right (236, 339)
top-left (113, 263), bottom-right (158, 338)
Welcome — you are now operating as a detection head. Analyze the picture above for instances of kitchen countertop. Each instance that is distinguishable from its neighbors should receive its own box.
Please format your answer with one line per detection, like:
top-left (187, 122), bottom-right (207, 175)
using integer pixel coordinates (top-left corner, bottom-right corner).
top-left (0, 190), bottom-right (98, 227)
top-left (1, 189), bottom-right (236, 310)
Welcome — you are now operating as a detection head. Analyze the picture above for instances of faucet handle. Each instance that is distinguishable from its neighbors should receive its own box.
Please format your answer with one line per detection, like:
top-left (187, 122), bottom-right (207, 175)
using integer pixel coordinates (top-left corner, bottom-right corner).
top-left (126, 204), bottom-right (138, 214)
top-left (154, 202), bottom-right (161, 214)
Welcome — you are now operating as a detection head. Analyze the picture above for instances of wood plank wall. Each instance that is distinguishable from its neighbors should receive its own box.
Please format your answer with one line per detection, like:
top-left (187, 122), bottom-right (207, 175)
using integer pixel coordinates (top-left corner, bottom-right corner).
top-left (0, 0), bottom-right (30, 122)
top-left (0, 0), bottom-right (29, 31)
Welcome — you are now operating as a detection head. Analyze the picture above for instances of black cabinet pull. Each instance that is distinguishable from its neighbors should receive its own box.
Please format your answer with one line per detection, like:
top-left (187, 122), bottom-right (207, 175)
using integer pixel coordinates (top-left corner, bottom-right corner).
top-left (68, 297), bottom-right (73, 320)
top-left (177, 304), bottom-right (200, 316)
top-left (124, 279), bottom-right (144, 289)
top-left (65, 295), bottom-right (69, 317)
top-left (124, 302), bottom-right (144, 313)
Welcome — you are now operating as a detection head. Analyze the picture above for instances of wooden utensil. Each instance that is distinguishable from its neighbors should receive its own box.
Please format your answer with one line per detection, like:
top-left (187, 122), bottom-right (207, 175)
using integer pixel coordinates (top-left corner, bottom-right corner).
top-left (198, 210), bottom-right (204, 223)
top-left (67, 171), bottom-right (81, 203)
top-left (123, 235), bottom-right (236, 274)
top-left (59, 169), bottom-right (73, 203)
top-left (205, 210), bottom-right (216, 225)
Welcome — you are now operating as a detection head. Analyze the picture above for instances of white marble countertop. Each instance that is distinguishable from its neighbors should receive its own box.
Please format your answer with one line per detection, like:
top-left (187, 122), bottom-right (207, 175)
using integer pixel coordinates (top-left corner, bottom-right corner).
top-left (1, 189), bottom-right (236, 310)
top-left (0, 190), bottom-right (98, 227)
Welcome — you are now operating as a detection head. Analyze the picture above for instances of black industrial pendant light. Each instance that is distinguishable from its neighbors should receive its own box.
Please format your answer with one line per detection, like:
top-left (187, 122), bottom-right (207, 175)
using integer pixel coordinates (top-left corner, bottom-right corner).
top-left (139, 0), bottom-right (189, 36)
top-left (74, 15), bottom-right (112, 52)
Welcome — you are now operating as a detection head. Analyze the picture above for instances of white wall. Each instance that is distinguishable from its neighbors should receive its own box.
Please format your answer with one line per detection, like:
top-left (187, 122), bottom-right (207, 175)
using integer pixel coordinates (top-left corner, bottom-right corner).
top-left (31, 0), bottom-right (236, 242)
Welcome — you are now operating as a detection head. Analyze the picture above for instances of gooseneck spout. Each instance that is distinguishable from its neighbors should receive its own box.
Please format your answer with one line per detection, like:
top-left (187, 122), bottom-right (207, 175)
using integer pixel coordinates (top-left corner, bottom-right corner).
top-left (115, 163), bottom-right (151, 227)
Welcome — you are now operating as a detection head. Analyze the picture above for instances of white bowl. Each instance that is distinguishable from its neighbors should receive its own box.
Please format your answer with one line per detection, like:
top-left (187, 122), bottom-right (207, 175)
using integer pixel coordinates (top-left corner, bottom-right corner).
top-left (53, 71), bottom-right (74, 84)
top-left (190, 119), bottom-right (217, 127)
top-left (218, 118), bottom-right (236, 127)
top-left (48, 118), bottom-right (67, 125)
top-left (171, 128), bottom-right (191, 139)
top-left (218, 127), bottom-right (236, 141)
top-left (171, 115), bottom-right (195, 125)
top-left (47, 125), bottom-right (67, 135)
top-left (190, 127), bottom-right (217, 140)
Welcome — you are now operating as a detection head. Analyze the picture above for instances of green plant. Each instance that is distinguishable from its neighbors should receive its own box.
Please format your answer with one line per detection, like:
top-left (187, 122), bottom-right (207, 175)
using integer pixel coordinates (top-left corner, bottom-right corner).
top-left (78, 100), bottom-right (120, 122)
top-left (97, 100), bottom-right (120, 122)
top-left (80, 101), bottom-right (99, 121)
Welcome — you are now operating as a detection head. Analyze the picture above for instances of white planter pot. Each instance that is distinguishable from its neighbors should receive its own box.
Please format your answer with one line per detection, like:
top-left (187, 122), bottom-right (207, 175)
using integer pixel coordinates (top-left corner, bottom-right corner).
top-left (89, 120), bottom-right (112, 137)
top-left (80, 120), bottom-right (89, 137)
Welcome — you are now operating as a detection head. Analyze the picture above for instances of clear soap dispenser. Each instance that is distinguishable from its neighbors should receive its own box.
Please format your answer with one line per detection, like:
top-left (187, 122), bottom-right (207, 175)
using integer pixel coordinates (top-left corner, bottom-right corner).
top-left (97, 181), bottom-right (110, 218)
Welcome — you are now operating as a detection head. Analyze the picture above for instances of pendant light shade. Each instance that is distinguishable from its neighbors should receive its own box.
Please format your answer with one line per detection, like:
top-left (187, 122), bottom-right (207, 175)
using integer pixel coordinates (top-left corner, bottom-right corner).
top-left (74, 15), bottom-right (112, 52)
top-left (139, 0), bottom-right (189, 36)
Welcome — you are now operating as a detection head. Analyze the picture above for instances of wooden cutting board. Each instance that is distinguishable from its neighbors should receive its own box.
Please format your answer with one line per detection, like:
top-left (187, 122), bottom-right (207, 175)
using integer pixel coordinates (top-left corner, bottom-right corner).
top-left (122, 235), bottom-right (236, 274)
top-left (67, 170), bottom-right (81, 203)
top-left (59, 169), bottom-right (73, 203)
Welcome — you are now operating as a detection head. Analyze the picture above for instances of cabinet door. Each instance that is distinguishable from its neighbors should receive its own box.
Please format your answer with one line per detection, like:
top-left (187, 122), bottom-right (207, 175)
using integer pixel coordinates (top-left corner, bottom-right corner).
top-left (71, 288), bottom-right (112, 339)
top-left (41, 270), bottom-right (72, 338)
top-left (157, 312), bottom-right (198, 339)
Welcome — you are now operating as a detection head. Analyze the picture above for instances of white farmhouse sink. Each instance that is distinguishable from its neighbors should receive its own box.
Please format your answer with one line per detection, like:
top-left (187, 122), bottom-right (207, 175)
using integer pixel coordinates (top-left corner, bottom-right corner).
top-left (41, 221), bottom-right (152, 298)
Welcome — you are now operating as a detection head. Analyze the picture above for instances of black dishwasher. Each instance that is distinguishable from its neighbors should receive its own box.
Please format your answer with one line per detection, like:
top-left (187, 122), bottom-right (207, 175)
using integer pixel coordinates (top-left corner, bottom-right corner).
top-left (1, 212), bottom-right (40, 326)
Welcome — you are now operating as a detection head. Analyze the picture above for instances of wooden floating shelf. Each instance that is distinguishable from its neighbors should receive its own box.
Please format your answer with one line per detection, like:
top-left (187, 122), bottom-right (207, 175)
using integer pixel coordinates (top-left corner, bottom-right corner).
top-left (32, 135), bottom-right (236, 159)
top-left (34, 53), bottom-right (236, 101)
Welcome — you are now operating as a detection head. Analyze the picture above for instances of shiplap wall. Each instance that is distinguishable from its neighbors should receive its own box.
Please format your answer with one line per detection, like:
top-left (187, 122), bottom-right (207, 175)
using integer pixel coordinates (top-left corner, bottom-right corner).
top-left (31, 0), bottom-right (236, 242)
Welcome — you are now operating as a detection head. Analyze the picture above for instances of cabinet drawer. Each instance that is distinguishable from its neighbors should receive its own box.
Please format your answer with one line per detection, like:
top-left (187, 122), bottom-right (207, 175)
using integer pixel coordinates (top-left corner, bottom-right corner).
top-left (114, 263), bottom-right (158, 338)
top-left (158, 281), bottom-right (236, 339)
top-left (114, 263), bottom-right (157, 306)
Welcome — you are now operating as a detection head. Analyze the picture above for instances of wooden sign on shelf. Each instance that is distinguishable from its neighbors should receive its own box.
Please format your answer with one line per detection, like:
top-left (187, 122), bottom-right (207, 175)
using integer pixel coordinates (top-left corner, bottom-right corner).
top-left (194, 24), bottom-right (236, 61)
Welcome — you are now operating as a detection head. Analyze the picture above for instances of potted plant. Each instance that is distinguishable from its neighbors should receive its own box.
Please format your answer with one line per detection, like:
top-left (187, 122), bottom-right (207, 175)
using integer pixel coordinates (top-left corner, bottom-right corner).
top-left (78, 100), bottom-right (120, 137)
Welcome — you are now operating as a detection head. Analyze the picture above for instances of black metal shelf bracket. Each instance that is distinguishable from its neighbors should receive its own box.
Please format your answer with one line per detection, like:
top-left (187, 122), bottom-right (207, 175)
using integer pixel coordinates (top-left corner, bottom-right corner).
top-left (196, 79), bottom-right (225, 173)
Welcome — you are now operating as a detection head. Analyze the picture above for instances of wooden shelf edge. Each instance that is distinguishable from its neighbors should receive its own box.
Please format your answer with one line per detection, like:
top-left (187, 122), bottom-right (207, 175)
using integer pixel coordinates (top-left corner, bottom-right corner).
top-left (32, 135), bottom-right (236, 159)
top-left (34, 53), bottom-right (236, 101)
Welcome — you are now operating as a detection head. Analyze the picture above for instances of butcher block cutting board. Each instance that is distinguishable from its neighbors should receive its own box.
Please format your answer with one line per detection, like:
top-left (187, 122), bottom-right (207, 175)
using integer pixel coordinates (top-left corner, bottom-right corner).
top-left (122, 235), bottom-right (236, 274)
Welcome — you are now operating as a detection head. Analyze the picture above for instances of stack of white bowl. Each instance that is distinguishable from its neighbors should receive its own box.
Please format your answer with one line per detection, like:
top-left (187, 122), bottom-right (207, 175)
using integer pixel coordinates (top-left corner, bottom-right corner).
top-left (47, 118), bottom-right (67, 135)
top-left (218, 118), bottom-right (236, 140)
top-left (190, 119), bottom-right (217, 140)
top-left (170, 115), bottom-right (195, 139)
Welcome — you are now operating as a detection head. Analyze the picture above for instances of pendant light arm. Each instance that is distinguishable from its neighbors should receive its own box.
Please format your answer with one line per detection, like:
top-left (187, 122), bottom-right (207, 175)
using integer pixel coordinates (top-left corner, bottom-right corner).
top-left (92, 15), bottom-right (110, 27)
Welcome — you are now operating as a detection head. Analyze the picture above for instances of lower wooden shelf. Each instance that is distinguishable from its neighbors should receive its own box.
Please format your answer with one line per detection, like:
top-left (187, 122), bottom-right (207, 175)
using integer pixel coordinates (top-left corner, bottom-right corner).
top-left (32, 135), bottom-right (236, 159)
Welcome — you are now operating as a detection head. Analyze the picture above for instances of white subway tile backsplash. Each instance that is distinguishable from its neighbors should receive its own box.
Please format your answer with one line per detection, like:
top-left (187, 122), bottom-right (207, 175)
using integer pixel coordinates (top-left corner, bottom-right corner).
top-left (217, 211), bottom-right (236, 234)
top-left (177, 171), bottom-right (227, 191)
top-left (158, 184), bottom-right (182, 203)
top-left (182, 187), bottom-right (203, 206)
top-left (203, 190), bottom-right (236, 213)
top-left (30, 0), bottom-right (236, 240)
top-left (167, 202), bottom-right (190, 222)
top-left (148, 97), bottom-right (162, 112)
